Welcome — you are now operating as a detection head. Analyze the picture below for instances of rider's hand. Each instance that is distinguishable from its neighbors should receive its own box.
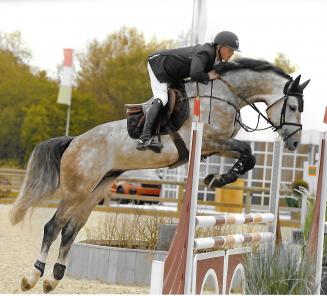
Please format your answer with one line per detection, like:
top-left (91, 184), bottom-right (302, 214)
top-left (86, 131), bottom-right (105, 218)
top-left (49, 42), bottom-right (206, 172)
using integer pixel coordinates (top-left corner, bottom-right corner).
top-left (208, 70), bottom-right (219, 80)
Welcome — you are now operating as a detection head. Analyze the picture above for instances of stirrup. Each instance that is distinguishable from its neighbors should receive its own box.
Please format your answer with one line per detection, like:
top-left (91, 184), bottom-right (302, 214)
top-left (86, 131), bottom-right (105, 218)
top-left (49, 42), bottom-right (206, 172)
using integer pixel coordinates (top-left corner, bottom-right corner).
top-left (136, 136), bottom-right (163, 153)
top-left (136, 137), bottom-right (150, 151)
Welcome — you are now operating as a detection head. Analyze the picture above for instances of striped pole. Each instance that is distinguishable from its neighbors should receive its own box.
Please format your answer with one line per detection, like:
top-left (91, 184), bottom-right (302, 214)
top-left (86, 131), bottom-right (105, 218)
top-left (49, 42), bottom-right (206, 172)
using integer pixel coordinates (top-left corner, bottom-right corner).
top-left (194, 232), bottom-right (274, 250)
top-left (195, 213), bottom-right (275, 228)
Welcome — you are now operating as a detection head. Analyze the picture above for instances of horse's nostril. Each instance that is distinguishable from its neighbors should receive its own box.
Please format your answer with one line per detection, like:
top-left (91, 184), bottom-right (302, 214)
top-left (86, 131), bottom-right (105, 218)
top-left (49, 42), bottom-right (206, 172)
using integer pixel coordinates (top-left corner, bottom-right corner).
top-left (294, 141), bottom-right (298, 148)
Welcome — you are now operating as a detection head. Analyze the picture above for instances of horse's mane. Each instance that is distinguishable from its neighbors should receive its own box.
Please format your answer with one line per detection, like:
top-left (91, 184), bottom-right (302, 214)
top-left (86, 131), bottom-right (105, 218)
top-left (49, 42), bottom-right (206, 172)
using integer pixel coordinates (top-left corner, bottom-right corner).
top-left (214, 58), bottom-right (291, 79)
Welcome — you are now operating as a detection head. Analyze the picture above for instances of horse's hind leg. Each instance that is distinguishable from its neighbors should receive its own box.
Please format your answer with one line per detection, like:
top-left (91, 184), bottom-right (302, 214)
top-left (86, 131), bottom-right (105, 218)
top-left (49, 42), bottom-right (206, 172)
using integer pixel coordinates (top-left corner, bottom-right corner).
top-left (21, 201), bottom-right (72, 291)
top-left (42, 178), bottom-right (114, 293)
top-left (42, 214), bottom-right (89, 293)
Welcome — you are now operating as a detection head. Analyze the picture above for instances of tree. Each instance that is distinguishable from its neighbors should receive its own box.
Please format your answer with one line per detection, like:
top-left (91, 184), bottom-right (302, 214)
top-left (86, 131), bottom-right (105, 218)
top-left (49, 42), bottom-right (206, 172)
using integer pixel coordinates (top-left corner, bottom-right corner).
top-left (20, 90), bottom-right (105, 161)
top-left (274, 53), bottom-right (298, 74)
top-left (20, 104), bottom-right (52, 158)
top-left (77, 27), bottom-right (174, 121)
top-left (0, 47), bottom-right (45, 163)
top-left (0, 28), bottom-right (174, 165)
top-left (0, 31), bottom-right (31, 64)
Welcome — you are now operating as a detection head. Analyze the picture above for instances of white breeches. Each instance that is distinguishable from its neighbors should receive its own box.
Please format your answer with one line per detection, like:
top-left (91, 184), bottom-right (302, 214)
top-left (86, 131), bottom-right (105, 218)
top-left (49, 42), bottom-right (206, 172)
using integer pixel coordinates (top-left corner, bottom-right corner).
top-left (147, 62), bottom-right (169, 106)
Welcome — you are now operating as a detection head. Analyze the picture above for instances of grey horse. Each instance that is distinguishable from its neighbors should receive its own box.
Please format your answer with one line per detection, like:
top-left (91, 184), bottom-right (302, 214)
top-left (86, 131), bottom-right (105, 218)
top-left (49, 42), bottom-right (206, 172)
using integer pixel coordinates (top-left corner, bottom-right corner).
top-left (9, 58), bottom-right (309, 293)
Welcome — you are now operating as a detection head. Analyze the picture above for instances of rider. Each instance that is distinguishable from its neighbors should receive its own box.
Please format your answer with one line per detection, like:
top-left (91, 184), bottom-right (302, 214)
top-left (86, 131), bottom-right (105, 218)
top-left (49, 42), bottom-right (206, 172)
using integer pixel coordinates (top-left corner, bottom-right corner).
top-left (136, 31), bottom-right (240, 152)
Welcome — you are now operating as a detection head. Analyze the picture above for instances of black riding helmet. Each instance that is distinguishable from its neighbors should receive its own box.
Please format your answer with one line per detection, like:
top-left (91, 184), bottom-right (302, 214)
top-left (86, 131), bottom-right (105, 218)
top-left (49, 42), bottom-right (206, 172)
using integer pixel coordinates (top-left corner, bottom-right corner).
top-left (213, 31), bottom-right (240, 52)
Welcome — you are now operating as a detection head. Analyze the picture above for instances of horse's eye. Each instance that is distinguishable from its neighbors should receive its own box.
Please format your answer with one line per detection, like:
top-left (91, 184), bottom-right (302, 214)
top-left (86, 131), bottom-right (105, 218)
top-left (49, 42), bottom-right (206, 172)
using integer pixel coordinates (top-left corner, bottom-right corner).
top-left (289, 105), bottom-right (297, 112)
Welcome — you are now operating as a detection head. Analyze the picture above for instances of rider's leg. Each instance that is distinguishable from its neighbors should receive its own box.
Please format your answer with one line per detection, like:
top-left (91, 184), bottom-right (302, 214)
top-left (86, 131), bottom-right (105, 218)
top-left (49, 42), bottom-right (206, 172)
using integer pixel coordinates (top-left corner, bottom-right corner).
top-left (137, 98), bottom-right (163, 151)
top-left (136, 63), bottom-right (168, 153)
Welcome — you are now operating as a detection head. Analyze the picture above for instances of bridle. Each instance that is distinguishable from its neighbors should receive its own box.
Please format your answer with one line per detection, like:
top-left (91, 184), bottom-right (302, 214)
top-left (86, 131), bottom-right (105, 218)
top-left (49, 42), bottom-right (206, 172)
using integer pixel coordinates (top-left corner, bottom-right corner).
top-left (217, 75), bottom-right (303, 142)
top-left (182, 76), bottom-right (303, 142)
top-left (265, 92), bottom-right (303, 142)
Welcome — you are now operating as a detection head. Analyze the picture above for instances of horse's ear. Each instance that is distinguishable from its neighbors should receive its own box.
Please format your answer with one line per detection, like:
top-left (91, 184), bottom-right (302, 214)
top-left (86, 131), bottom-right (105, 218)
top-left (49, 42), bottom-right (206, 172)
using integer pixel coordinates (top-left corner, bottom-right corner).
top-left (300, 79), bottom-right (310, 90)
top-left (288, 75), bottom-right (301, 93)
top-left (293, 75), bottom-right (301, 86)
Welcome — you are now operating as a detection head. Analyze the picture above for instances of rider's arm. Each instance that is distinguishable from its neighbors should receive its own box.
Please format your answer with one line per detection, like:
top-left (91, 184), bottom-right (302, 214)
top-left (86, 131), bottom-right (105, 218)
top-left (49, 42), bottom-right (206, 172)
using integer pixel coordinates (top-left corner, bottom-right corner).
top-left (190, 51), bottom-right (211, 84)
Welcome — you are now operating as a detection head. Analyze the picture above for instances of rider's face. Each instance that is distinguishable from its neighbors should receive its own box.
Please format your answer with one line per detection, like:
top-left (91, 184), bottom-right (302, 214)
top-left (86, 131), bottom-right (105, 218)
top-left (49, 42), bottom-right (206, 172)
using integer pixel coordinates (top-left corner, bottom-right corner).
top-left (218, 46), bottom-right (234, 61)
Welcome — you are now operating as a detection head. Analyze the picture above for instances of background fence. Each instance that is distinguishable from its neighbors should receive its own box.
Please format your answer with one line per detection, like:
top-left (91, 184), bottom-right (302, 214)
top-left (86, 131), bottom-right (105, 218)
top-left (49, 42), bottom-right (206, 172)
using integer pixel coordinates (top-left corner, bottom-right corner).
top-left (0, 168), bottom-right (305, 228)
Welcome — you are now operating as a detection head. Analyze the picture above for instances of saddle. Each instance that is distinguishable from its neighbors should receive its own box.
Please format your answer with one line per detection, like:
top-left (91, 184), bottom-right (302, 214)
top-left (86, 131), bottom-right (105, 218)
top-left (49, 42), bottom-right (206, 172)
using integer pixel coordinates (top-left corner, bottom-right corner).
top-left (125, 83), bottom-right (190, 168)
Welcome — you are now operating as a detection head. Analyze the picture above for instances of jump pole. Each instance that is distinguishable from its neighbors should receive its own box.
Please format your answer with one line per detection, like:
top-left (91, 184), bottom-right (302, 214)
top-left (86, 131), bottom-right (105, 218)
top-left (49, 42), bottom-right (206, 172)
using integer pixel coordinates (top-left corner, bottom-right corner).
top-left (306, 108), bottom-right (327, 294)
top-left (314, 131), bottom-right (327, 294)
top-left (268, 138), bottom-right (283, 251)
top-left (150, 92), bottom-right (203, 295)
top-left (150, 92), bottom-right (279, 294)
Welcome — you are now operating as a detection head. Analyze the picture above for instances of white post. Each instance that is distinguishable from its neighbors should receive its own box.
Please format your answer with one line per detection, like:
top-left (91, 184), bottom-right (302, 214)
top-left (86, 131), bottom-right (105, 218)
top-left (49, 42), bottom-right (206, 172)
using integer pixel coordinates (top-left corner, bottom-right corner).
top-left (268, 139), bottom-right (283, 250)
top-left (65, 104), bottom-right (71, 137)
top-left (299, 187), bottom-right (308, 231)
top-left (191, 0), bottom-right (207, 45)
top-left (184, 121), bottom-right (203, 294)
top-left (314, 132), bottom-right (327, 294)
top-left (150, 261), bottom-right (165, 294)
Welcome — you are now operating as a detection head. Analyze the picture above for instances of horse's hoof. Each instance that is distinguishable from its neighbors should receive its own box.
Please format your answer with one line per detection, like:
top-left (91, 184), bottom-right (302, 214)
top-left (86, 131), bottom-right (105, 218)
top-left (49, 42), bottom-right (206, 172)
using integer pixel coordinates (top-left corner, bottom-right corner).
top-left (21, 269), bottom-right (41, 291)
top-left (208, 173), bottom-right (238, 189)
top-left (209, 175), bottom-right (224, 189)
top-left (43, 276), bottom-right (59, 294)
top-left (204, 174), bottom-right (214, 186)
top-left (43, 280), bottom-right (53, 294)
top-left (21, 277), bottom-right (32, 291)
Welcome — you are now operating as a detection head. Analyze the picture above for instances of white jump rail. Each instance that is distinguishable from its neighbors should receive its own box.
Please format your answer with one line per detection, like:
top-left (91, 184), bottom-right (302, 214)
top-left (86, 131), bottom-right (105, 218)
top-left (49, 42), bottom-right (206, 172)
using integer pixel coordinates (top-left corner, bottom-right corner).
top-left (194, 232), bottom-right (274, 250)
top-left (195, 213), bottom-right (275, 227)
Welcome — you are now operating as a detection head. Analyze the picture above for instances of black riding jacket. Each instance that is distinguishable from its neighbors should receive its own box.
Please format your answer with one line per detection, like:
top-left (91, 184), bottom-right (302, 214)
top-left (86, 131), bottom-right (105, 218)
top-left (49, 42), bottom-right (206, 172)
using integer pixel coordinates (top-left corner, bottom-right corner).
top-left (148, 43), bottom-right (216, 84)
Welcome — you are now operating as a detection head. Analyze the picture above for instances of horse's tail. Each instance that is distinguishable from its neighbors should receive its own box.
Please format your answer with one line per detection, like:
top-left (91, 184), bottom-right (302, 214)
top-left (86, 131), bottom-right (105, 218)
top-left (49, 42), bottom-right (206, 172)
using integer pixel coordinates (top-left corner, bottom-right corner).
top-left (9, 136), bottom-right (75, 225)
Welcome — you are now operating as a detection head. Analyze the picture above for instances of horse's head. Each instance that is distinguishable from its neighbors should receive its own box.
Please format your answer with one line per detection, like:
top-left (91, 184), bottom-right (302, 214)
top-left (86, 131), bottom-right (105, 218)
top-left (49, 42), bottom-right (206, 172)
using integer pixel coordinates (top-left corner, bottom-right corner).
top-left (266, 75), bottom-right (310, 151)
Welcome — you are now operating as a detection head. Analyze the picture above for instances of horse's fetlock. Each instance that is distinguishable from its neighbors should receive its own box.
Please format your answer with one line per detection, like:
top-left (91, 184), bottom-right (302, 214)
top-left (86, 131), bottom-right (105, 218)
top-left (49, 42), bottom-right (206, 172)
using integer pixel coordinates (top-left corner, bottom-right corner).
top-left (34, 260), bottom-right (45, 277)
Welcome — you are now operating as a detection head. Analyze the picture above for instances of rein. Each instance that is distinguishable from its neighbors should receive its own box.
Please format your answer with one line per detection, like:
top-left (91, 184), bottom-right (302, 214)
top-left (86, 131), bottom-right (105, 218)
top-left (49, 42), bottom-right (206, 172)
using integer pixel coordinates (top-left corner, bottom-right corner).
top-left (216, 75), bottom-right (303, 141)
top-left (180, 76), bottom-right (302, 142)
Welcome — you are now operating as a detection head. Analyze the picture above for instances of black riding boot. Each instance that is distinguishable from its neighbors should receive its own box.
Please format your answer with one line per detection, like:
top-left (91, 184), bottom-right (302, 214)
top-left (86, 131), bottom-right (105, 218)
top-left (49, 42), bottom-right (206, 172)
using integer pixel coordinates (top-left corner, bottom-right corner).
top-left (136, 98), bottom-right (163, 153)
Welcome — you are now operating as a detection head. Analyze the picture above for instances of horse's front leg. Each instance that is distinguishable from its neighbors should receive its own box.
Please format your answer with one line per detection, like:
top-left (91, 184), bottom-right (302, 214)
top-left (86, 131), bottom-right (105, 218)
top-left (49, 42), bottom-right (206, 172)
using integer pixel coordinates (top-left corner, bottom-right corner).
top-left (203, 139), bottom-right (256, 188)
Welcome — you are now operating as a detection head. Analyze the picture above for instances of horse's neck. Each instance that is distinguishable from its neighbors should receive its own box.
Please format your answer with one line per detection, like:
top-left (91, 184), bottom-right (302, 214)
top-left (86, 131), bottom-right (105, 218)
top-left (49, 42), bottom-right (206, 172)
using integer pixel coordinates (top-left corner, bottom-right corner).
top-left (185, 70), bottom-right (288, 111)
top-left (220, 70), bottom-right (288, 108)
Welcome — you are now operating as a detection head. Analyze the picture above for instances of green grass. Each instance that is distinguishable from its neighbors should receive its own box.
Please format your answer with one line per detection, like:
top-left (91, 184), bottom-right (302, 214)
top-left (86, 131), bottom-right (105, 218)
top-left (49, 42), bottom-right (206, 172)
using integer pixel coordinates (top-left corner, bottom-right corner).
top-left (244, 244), bottom-right (316, 294)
